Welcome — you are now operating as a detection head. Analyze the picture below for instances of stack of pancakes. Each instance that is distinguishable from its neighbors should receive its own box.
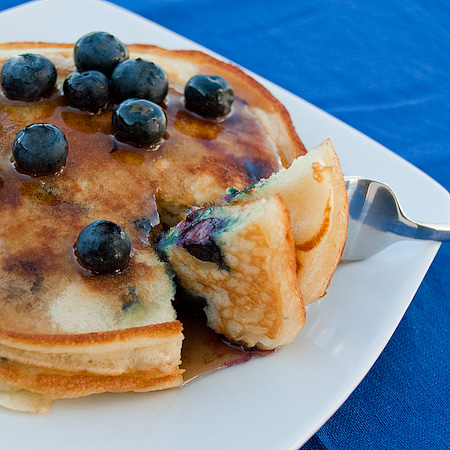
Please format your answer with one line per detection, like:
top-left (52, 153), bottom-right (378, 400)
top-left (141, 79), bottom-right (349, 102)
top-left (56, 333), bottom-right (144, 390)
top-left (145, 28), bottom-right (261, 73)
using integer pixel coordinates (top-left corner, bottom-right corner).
top-left (0, 42), bottom-right (347, 412)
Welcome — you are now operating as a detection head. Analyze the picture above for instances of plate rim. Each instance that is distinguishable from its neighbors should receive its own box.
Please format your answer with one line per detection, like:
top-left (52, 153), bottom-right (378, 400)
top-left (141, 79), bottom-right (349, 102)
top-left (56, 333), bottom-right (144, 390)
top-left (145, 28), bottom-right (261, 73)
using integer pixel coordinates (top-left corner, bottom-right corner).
top-left (0, 1), bottom-right (448, 449)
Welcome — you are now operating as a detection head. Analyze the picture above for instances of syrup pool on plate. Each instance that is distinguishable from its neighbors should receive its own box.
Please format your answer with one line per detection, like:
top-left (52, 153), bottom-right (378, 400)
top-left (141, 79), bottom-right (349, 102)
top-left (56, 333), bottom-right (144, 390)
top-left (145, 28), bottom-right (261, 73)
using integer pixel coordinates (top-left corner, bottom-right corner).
top-left (177, 301), bottom-right (273, 383)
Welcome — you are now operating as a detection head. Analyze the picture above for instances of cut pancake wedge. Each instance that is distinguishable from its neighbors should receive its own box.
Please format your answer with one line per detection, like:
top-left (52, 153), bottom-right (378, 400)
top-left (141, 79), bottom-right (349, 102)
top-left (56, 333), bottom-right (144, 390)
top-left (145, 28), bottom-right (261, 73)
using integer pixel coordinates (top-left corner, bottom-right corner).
top-left (219, 139), bottom-right (348, 305)
top-left (158, 196), bottom-right (305, 350)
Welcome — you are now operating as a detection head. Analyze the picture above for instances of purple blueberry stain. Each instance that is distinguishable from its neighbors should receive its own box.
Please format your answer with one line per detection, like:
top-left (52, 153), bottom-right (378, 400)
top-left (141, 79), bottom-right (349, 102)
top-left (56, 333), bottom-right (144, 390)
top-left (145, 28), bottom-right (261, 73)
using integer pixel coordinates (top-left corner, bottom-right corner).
top-left (177, 217), bottom-right (229, 270)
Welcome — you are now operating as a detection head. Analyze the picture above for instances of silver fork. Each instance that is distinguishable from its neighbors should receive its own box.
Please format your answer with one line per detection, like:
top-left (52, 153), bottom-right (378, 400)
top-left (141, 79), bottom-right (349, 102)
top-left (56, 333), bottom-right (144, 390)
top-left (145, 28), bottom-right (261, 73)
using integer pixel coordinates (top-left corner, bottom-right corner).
top-left (342, 176), bottom-right (450, 261)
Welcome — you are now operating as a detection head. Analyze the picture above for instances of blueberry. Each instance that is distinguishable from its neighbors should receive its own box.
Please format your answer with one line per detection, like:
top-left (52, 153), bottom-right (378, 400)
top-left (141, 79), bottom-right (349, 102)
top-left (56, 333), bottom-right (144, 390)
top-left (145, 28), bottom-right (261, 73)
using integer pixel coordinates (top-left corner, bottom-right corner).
top-left (112, 98), bottom-right (167, 147)
top-left (178, 217), bottom-right (228, 269)
top-left (12, 123), bottom-right (68, 175)
top-left (1, 53), bottom-right (57, 101)
top-left (63, 70), bottom-right (110, 112)
top-left (111, 58), bottom-right (168, 104)
top-left (74, 31), bottom-right (129, 77)
top-left (185, 240), bottom-right (223, 264)
top-left (76, 220), bottom-right (131, 274)
top-left (184, 74), bottom-right (234, 118)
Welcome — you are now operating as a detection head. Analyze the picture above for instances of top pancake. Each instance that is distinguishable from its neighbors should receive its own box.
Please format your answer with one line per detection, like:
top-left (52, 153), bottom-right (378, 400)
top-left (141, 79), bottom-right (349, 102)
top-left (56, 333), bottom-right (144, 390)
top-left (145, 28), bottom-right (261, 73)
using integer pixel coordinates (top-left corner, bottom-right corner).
top-left (0, 42), bottom-right (306, 343)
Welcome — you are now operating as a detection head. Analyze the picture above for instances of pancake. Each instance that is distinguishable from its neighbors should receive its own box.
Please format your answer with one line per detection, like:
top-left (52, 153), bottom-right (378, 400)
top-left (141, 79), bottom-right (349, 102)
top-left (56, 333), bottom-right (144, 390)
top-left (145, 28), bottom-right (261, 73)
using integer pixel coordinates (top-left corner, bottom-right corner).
top-left (0, 39), bottom-right (307, 412)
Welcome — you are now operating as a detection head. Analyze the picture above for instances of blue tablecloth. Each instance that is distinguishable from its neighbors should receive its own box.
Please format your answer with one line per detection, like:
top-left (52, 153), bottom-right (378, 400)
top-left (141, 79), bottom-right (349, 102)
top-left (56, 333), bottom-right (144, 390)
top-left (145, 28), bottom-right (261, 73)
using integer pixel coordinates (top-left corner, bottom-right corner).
top-left (1, 0), bottom-right (449, 448)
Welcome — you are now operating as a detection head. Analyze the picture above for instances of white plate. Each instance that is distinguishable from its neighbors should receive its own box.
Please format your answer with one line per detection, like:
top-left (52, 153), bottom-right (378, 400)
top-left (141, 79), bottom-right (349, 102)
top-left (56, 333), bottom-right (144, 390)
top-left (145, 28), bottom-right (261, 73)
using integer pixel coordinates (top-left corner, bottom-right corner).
top-left (0, 1), bottom-right (449, 449)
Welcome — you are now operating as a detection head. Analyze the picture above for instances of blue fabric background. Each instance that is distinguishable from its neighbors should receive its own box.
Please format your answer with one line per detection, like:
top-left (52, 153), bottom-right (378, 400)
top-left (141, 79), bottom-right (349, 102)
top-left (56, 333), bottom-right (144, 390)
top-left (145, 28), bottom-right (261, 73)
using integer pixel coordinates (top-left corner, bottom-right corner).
top-left (0, 0), bottom-right (449, 448)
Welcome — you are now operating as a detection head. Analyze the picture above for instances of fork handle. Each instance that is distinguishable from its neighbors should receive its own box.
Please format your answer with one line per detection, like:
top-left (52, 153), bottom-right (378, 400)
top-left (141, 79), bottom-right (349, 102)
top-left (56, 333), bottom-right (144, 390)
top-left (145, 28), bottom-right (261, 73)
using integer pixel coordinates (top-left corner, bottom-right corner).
top-left (394, 219), bottom-right (450, 242)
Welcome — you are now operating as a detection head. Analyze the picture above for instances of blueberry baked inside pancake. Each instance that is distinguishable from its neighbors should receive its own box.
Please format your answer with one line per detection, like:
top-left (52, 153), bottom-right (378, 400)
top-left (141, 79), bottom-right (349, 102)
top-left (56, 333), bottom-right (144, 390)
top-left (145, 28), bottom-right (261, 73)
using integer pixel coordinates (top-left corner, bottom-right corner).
top-left (0, 32), bottom-right (347, 413)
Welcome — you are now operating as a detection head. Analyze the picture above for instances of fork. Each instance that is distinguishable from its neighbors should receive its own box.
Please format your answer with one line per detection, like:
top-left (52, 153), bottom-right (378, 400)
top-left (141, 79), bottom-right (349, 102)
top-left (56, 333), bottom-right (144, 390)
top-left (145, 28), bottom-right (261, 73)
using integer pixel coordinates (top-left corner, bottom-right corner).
top-left (342, 176), bottom-right (450, 261)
